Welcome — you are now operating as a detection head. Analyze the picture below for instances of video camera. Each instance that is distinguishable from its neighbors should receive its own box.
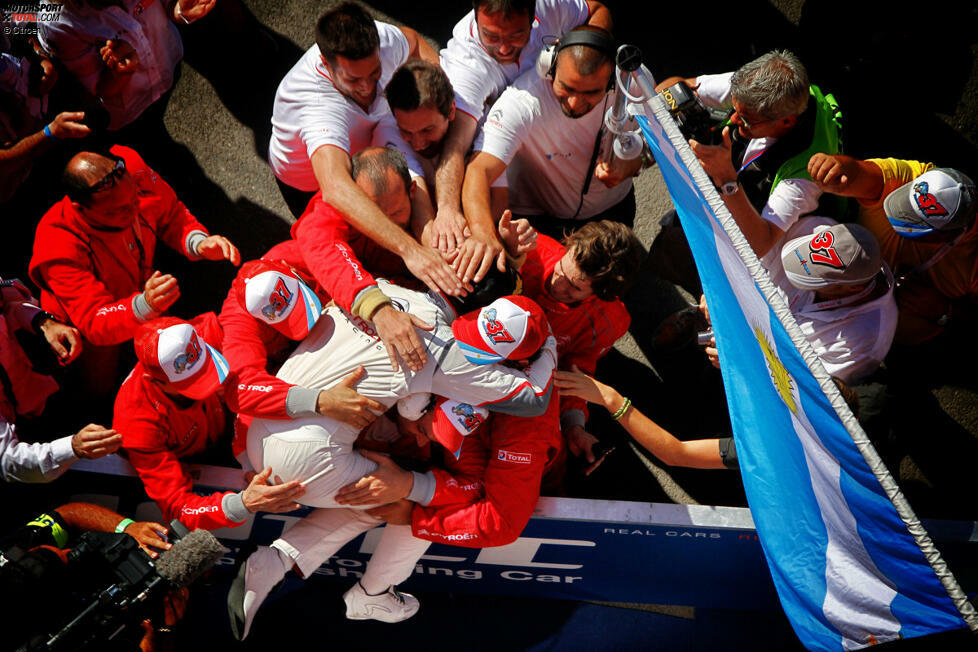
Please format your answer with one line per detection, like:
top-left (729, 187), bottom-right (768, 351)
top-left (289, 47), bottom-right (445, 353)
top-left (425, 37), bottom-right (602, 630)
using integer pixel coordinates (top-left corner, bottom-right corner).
top-left (17, 522), bottom-right (225, 652)
top-left (659, 81), bottom-right (731, 146)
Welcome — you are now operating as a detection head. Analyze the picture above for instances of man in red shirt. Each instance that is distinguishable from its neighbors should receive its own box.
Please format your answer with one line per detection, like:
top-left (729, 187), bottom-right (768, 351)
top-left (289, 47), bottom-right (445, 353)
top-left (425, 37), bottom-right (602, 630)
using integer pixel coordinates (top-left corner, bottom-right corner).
top-left (511, 220), bottom-right (642, 472)
top-left (293, 145), bottom-right (440, 373)
top-left (113, 315), bottom-right (305, 531)
top-left (29, 146), bottom-right (240, 397)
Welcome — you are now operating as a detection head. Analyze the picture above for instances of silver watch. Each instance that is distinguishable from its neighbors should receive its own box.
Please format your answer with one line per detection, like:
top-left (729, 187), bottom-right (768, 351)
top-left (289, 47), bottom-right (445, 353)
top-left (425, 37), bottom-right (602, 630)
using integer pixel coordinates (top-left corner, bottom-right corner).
top-left (720, 181), bottom-right (740, 196)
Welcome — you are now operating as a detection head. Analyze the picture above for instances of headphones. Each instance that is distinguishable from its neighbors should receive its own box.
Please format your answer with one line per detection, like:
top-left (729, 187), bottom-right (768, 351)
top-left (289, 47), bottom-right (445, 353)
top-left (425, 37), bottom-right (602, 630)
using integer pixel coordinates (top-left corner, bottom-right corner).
top-left (538, 28), bottom-right (617, 91)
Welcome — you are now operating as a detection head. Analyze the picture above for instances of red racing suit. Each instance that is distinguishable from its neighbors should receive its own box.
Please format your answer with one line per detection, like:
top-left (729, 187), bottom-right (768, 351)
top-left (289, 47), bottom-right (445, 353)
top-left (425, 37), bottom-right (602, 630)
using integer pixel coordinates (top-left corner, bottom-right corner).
top-left (218, 240), bottom-right (320, 457)
top-left (29, 145), bottom-right (210, 345)
top-left (519, 234), bottom-right (630, 429)
top-left (291, 193), bottom-right (410, 318)
top-left (411, 396), bottom-right (562, 547)
top-left (113, 313), bottom-right (238, 530)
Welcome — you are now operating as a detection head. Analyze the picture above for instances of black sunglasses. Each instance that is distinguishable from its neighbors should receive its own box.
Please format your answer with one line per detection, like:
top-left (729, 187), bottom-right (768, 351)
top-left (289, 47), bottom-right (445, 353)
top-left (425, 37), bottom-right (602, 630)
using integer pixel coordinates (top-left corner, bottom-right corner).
top-left (88, 157), bottom-right (127, 194)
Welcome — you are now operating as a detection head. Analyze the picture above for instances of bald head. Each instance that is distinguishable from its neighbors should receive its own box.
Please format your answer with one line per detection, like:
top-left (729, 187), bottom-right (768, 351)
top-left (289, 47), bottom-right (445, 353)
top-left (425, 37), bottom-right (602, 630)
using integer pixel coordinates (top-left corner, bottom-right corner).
top-left (63, 151), bottom-right (119, 203)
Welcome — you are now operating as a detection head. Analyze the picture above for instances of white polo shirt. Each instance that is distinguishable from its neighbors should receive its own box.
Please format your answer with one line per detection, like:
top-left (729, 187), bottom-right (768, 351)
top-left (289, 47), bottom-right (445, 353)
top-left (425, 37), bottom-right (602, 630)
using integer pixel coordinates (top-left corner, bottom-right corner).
top-left (439, 0), bottom-right (588, 121)
top-left (766, 217), bottom-right (898, 384)
top-left (475, 70), bottom-right (632, 220)
top-left (696, 71), bottom-right (821, 233)
top-left (269, 21), bottom-right (422, 192)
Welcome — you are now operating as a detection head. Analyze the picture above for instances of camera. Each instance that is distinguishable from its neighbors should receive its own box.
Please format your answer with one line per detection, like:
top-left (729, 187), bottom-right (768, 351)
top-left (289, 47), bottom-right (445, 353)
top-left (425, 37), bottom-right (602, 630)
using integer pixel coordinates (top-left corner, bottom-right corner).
top-left (16, 524), bottom-right (224, 652)
top-left (659, 81), bottom-right (730, 146)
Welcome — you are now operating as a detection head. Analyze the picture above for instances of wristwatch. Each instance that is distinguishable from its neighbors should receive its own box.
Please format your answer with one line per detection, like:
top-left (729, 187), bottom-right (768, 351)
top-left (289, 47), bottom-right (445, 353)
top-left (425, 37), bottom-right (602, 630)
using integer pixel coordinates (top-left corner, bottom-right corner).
top-left (719, 180), bottom-right (740, 196)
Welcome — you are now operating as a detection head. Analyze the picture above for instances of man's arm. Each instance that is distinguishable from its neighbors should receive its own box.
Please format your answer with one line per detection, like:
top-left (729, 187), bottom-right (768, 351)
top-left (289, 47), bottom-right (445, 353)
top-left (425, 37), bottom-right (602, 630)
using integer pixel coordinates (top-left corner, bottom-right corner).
top-left (291, 199), bottom-right (434, 372)
top-left (808, 153), bottom-right (885, 201)
top-left (691, 127), bottom-right (784, 258)
top-left (34, 262), bottom-right (155, 345)
top-left (429, 111), bottom-right (480, 252)
top-left (0, 112), bottom-right (90, 197)
top-left (457, 150), bottom-right (509, 283)
top-left (398, 26), bottom-right (438, 64)
top-left (584, 0), bottom-right (613, 30)
top-left (311, 145), bottom-right (462, 296)
top-left (126, 446), bottom-right (305, 530)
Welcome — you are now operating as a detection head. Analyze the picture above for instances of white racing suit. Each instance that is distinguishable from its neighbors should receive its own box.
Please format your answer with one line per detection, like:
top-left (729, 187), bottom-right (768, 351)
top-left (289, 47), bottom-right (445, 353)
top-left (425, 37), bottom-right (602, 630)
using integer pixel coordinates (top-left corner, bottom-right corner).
top-left (247, 280), bottom-right (556, 588)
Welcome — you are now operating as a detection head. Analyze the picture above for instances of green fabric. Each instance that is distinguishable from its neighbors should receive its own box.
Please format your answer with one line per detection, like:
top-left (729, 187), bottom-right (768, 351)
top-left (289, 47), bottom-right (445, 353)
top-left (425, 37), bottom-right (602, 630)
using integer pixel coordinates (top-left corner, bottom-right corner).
top-left (771, 84), bottom-right (843, 193)
top-left (26, 512), bottom-right (68, 548)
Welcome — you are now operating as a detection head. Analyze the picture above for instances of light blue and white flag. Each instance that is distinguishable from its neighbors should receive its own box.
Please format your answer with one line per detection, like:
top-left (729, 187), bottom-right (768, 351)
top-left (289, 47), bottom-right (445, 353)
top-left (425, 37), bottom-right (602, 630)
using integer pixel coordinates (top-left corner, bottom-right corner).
top-left (632, 86), bottom-right (976, 650)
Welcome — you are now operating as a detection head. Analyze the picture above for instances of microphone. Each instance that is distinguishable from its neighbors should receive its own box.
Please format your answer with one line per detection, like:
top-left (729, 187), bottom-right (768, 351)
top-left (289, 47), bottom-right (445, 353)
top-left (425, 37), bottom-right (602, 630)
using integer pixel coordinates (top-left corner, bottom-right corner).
top-left (155, 529), bottom-right (227, 589)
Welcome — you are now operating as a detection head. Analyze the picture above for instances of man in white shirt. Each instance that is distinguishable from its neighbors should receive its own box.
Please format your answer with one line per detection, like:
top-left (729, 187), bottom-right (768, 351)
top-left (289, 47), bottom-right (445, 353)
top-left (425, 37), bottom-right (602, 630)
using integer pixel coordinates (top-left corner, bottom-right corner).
top-left (268, 2), bottom-right (462, 304)
top-left (459, 26), bottom-right (641, 282)
top-left (653, 50), bottom-right (843, 294)
top-left (702, 218), bottom-right (897, 385)
top-left (433, 0), bottom-right (611, 261)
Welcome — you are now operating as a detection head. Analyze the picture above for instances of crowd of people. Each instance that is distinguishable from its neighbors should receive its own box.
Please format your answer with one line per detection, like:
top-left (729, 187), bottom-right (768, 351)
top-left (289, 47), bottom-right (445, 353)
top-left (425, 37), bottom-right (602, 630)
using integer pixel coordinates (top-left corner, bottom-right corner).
top-left (1, 0), bottom-right (976, 644)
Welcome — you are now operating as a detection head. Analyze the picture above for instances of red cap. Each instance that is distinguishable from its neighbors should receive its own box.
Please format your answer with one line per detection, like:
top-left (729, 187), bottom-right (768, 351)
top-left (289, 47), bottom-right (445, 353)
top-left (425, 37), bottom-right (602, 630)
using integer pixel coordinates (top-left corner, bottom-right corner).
top-left (233, 259), bottom-right (323, 340)
top-left (451, 295), bottom-right (549, 365)
top-left (135, 317), bottom-right (229, 400)
top-left (430, 398), bottom-right (489, 458)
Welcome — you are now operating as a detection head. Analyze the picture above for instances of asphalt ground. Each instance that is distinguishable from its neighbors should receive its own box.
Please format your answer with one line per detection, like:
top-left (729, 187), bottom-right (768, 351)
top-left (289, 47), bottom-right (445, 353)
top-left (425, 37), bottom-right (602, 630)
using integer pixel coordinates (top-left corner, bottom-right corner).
top-left (2, 1), bottom-right (978, 649)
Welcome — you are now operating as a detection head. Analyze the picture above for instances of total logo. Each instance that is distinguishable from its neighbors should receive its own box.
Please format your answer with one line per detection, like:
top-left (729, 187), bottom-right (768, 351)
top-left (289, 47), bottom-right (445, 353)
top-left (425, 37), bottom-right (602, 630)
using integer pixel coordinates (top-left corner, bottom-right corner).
top-left (497, 449), bottom-right (531, 464)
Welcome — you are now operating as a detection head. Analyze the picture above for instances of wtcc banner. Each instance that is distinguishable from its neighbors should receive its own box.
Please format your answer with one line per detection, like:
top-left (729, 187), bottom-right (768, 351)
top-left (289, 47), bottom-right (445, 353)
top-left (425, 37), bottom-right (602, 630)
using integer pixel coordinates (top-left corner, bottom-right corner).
top-left (633, 91), bottom-right (977, 649)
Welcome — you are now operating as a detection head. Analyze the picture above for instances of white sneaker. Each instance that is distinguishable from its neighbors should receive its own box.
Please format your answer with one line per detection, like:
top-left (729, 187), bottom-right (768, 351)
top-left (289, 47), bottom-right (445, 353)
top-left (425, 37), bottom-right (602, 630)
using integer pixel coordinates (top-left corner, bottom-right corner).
top-left (342, 581), bottom-right (420, 623)
top-left (228, 546), bottom-right (287, 640)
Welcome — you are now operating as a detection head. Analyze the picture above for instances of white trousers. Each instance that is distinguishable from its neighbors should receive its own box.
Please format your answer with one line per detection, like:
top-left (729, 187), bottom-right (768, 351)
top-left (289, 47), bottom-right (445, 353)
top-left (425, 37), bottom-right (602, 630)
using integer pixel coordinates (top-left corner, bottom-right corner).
top-left (273, 508), bottom-right (430, 594)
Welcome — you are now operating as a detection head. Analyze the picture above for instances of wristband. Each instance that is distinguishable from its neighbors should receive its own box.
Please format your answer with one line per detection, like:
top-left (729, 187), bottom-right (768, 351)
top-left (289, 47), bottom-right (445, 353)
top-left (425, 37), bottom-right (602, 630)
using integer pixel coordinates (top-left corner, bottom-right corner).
top-left (611, 397), bottom-right (631, 421)
top-left (30, 310), bottom-right (58, 333)
top-left (115, 517), bottom-right (135, 533)
top-left (42, 124), bottom-right (59, 141)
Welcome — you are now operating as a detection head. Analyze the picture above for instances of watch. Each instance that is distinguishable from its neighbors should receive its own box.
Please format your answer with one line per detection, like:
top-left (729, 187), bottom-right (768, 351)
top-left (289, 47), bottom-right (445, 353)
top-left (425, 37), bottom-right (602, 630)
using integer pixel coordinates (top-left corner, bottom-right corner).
top-left (720, 181), bottom-right (740, 196)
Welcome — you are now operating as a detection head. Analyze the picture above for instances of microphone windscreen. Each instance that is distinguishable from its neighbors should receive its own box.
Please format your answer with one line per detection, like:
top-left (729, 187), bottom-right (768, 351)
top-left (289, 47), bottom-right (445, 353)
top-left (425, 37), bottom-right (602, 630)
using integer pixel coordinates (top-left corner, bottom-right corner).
top-left (155, 529), bottom-right (227, 588)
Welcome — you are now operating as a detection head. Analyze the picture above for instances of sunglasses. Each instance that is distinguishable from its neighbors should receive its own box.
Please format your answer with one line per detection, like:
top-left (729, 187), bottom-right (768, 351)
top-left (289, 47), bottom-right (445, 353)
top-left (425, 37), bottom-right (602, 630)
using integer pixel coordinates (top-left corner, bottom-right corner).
top-left (88, 157), bottom-right (127, 194)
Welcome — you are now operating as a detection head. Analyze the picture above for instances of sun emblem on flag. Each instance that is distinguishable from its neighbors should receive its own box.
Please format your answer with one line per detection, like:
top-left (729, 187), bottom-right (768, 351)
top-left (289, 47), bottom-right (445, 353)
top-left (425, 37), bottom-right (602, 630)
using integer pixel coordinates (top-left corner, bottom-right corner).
top-left (753, 326), bottom-right (796, 414)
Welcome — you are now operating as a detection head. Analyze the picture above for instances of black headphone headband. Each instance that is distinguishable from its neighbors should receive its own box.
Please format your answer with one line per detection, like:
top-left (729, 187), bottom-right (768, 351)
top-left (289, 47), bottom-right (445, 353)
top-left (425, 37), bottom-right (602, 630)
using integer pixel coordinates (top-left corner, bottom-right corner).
top-left (553, 29), bottom-right (616, 59)
top-left (547, 29), bottom-right (617, 89)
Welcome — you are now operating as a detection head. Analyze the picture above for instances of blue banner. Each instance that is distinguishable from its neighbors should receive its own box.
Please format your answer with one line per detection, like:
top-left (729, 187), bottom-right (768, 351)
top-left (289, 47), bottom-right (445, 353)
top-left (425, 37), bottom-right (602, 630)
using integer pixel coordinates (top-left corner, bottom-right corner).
top-left (635, 95), bottom-right (976, 650)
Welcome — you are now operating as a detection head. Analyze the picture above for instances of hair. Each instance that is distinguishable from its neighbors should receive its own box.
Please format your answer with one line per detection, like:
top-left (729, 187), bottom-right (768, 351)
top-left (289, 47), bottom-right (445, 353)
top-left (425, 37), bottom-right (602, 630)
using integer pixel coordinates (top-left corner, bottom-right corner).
top-left (452, 265), bottom-right (521, 315)
top-left (729, 50), bottom-right (809, 120)
top-left (385, 60), bottom-right (454, 118)
top-left (564, 221), bottom-right (644, 301)
top-left (554, 26), bottom-right (615, 78)
top-left (351, 146), bottom-right (412, 195)
top-left (315, 2), bottom-right (379, 63)
top-left (472, 0), bottom-right (535, 20)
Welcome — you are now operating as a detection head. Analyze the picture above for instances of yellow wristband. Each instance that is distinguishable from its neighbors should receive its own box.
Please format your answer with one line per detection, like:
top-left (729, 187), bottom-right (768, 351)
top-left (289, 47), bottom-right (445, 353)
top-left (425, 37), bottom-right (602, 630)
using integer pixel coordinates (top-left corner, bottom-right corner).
top-left (611, 397), bottom-right (631, 421)
top-left (352, 287), bottom-right (391, 321)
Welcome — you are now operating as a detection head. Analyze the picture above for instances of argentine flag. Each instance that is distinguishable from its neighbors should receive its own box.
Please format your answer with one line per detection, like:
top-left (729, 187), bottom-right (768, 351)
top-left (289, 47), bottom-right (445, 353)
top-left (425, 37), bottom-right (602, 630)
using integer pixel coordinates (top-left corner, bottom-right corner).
top-left (631, 84), bottom-right (976, 649)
